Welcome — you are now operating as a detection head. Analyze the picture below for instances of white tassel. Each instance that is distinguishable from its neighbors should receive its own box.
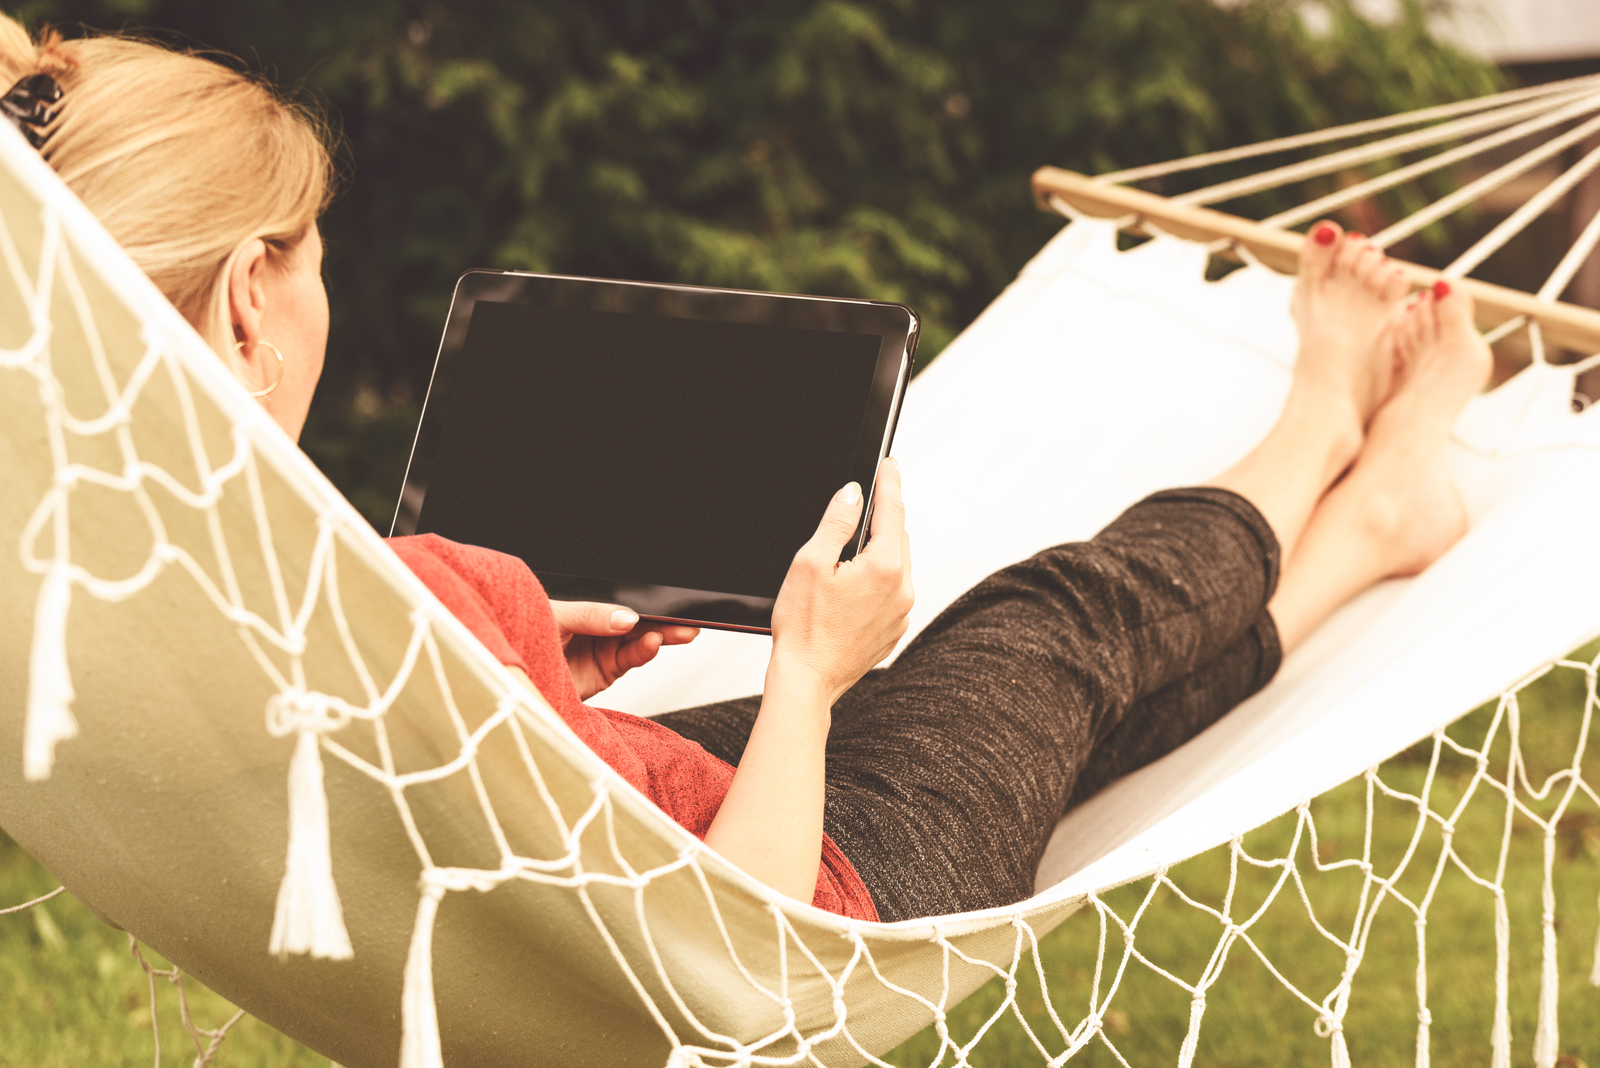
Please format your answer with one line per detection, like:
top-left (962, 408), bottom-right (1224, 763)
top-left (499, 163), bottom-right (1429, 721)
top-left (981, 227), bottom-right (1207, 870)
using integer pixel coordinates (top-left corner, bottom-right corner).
top-left (25, 567), bottom-right (77, 782)
top-left (1491, 893), bottom-right (1511, 1068)
top-left (1534, 922), bottom-right (1559, 1068)
top-left (1330, 1028), bottom-right (1351, 1068)
top-left (1415, 916), bottom-right (1432, 1068)
top-left (1591, 888), bottom-right (1600, 987)
top-left (400, 884), bottom-right (445, 1068)
top-left (1175, 994), bottom-right (1205, 1068)
top-left (1534, 842), bottom-right (1559, 1068)
top-left (268, 729), bottom-right (352, 960)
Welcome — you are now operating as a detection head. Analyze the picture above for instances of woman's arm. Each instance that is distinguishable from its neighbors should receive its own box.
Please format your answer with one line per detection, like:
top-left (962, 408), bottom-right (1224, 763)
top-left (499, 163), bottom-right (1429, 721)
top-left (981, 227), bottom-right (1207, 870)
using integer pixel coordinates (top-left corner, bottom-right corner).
top-left (704, 459), bottom-right (913, 901)
top-left (701, 659), bottom-right (833, 900)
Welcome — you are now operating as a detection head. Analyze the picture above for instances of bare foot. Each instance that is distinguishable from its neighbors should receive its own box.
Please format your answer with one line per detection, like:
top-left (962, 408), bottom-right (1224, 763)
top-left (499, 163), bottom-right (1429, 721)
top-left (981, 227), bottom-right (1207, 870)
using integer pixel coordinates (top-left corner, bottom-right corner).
top-left (1291, 220), bottom-right (1411, 433)
top-left (1315, 281), bottom-right (1490, 579)
top-left (1266, 282), bottom-right (1490, 651)
top-left (1205, 223), bottom-right (1420, 563)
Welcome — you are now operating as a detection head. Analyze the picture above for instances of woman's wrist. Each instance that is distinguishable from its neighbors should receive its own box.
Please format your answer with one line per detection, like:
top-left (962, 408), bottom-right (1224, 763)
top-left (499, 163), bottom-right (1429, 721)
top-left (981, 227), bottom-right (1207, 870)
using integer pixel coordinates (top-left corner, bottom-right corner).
top-left (762, 652), bottom-right (836, 731)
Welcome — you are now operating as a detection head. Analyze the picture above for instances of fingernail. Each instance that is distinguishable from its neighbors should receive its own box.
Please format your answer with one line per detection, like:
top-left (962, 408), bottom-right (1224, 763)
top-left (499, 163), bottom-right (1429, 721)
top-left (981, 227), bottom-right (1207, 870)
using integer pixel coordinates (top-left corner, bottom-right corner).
top-left (611, 608), bottom-right (638, 630)
top-left (885, 456), bottom-right (899, 472)
top-left (1432, 279), bottom-right (1451, 300)
top-left (1312, 222), bottom-right (1336, 246)
top-left (841, 482), bottom-right (861, 506)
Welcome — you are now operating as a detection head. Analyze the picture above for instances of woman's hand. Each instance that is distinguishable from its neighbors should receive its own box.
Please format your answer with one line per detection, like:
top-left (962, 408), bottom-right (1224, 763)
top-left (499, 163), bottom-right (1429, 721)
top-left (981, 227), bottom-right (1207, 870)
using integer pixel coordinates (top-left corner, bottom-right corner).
top-left (703, 458), bottom-right (913, 903)
top-left (768, 457), bottom-right (914, 703)
top-left (549, 602), bottom-right (699, 700)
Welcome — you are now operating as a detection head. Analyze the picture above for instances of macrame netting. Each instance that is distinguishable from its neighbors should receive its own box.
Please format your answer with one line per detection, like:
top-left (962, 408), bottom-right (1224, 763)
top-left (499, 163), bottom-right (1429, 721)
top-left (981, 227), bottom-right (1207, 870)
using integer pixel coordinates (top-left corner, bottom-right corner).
top-left (3, 73), bottom-right (1600, 1068)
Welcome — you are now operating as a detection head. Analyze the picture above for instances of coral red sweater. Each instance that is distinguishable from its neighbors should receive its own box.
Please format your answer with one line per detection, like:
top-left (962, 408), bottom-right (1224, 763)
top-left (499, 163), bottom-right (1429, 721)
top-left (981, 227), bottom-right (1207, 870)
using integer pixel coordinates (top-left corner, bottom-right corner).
top-left (387, 534), bottom-right (878, 922)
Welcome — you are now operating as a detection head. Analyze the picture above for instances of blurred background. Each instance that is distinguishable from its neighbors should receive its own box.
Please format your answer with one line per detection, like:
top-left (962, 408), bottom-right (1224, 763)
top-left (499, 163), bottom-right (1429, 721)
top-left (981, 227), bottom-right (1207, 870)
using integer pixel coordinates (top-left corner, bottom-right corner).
top-left (4, 7), bottom-right (1600, 1062)
top-left (7, 0), bottom-right (1597, 528)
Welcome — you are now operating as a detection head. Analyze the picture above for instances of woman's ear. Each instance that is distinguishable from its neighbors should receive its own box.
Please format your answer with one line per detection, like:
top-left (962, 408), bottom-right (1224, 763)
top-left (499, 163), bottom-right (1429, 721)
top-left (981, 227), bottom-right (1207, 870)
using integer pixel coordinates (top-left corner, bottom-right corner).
top-left (226, 238), bottom-right (273, 391)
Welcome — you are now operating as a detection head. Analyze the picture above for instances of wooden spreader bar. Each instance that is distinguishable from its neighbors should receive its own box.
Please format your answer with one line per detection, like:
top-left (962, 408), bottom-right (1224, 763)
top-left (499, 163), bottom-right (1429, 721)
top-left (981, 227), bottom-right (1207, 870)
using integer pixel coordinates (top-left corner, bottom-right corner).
top-left (1033, 166), bottom-right (1600, 356)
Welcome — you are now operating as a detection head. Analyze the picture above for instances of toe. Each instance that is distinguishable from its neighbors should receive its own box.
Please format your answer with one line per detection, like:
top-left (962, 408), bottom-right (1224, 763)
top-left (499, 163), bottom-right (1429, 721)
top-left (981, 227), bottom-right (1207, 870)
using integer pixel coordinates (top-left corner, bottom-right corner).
top-left (1398, 294), bottom-right (1435, 361)
top-left (1355, 243), bottom-right (1389, 291)
top-left (1393, 305), bottom-right (1416, 365)
top-left (1378, 264), bottom-right (1409, 303)
top-left (1300, 219), bottom-right (1343, 286)
top-left (1418, 292), bottom-right (1441, 348)
top-left (1432, 281), bottom-right (1492, 388)
top-left (1401, 303), bottom-right (1427, 358)
top-left (1332, 231), bottom-right (1369, 278)
top-left (1432, 280), bottom-right (1476, 339)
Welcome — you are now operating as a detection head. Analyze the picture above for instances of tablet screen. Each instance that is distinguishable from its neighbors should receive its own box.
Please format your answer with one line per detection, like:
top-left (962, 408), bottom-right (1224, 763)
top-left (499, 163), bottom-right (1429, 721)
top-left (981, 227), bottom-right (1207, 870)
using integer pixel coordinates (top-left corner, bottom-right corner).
top-left (413, 300), bottom-right (884, 601)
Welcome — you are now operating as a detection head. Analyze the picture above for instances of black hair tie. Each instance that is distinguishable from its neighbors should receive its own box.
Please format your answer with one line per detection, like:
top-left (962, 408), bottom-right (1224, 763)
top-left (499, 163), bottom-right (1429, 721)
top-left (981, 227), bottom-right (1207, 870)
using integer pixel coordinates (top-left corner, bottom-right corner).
top-left (2, 73), bottom-right (64, 149)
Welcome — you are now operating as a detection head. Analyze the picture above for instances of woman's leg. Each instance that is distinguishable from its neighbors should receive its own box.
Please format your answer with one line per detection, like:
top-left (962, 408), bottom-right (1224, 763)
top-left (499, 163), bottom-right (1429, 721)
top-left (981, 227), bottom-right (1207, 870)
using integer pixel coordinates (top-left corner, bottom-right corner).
top-left (818, 487), bottom-right (1282, 920)
top-left (1063, 284), bottom-right (1492, 813)
top-left (1268, 282), bottom-right (1490, 652)
top-left (1061, 268), bottom-right (1489, 808)
top-left (1209, 222), bottom-right (1409, 556)
top-left (1062, 611), bottom-right (1280, 811)
top-left (660, 488), bottom-right (1281, 920)
top-left (666, 615), bottom-right (1286, 842)
top-left (664, 617), bottom-right (1283, 818)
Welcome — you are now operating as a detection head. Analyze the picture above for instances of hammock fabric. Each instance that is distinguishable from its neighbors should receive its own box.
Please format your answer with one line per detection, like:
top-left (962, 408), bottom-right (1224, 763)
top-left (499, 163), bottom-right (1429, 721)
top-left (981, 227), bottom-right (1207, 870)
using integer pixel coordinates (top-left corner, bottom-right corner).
top-left (605, 216), bottom-right (1600, 901)
top-left (2, 76), bottom-right (1600, 1068)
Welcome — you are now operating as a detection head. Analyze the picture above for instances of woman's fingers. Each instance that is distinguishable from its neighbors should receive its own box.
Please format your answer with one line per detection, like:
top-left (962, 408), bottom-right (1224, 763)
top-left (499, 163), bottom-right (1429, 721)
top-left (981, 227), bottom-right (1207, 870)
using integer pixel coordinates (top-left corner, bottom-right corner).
top-left (655, 624), bottom-right (701, 646)
top-left (860, 458), bottom-right (909, 597)
top-left (899, 524), bottom-right (914, 610)
top-left (868, 456), bottom-right (905, 549)
top-left (553, 604), bottom-right (698, 700)
top-left (767, 459), bottom-right (914, 701)
top-left (615, 630), bottom-right (664, 673)
top-left (801, 458), bottom-right (905, 569)
top-left (552, 602), bottom-right (698, 644)
top-left (616, 625), bottom-right (698, 669)
top-left (551, 600), bottom-right (639, 637)
top-left (602, 626), bottom-right (698, 677)
top-left (804, 480), bottom-right (865, 562)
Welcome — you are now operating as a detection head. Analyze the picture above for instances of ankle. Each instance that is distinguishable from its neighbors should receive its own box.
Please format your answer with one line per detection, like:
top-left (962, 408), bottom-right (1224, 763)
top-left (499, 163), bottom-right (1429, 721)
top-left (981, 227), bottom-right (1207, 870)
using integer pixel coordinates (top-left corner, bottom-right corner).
top-left (1330, 456), bottom-right (1468, 579)
top-left (1277, 389), bottom-right (1364, 479)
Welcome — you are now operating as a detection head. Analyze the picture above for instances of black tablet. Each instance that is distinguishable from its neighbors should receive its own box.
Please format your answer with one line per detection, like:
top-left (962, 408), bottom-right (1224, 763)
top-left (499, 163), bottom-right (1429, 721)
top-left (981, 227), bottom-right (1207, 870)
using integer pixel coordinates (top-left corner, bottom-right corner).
top-left (391, 271), bottom-right (918, 633)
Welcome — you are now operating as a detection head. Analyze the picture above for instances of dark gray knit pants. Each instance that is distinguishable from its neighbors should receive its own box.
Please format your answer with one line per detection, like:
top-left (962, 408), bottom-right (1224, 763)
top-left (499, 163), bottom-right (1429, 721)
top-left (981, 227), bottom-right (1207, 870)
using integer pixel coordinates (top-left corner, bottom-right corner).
top-left (655, 488), bottom-right (1282, 922)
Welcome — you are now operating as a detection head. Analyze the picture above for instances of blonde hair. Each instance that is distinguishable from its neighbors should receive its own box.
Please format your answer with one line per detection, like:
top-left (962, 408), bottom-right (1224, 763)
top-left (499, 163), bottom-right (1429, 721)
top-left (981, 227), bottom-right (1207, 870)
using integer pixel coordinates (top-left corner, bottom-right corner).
top-left (0, 16), bottom-right (332, 357)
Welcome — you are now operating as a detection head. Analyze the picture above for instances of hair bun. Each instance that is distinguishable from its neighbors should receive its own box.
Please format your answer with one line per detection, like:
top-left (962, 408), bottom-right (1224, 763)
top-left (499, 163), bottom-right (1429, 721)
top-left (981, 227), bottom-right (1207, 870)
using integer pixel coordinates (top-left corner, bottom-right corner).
top-left (31, 27), bottom-right (76, 77)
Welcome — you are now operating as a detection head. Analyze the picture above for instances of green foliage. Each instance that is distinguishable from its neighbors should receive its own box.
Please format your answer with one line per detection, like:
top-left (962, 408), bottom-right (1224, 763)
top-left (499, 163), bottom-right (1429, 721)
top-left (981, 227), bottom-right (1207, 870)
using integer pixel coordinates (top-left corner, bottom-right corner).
top-left (9, 0), bottom-right (1500, 525)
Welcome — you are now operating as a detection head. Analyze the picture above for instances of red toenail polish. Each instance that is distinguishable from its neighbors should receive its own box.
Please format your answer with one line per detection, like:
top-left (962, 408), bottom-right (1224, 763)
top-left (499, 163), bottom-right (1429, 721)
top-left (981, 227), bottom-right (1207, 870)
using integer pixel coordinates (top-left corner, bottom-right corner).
top-left (1349, 232), bottom-right (1366, 242)
top-left (1433, 280), bottom-right (1451, 299)
top-left (1313, 223), bottom-right (1336, 246)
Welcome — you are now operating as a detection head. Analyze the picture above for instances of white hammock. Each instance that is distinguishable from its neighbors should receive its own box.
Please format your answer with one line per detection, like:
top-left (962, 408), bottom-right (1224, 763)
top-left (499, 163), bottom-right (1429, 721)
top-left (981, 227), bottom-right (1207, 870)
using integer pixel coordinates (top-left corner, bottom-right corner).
top-left (2, 74), bottom-right (1599, 1068)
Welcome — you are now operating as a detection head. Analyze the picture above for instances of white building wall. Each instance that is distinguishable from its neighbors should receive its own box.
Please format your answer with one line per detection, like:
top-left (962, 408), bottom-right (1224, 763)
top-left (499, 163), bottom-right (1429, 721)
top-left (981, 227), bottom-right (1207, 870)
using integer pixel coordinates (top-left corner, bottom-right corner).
top-left (1435, 0), bottom-right (1600, 63)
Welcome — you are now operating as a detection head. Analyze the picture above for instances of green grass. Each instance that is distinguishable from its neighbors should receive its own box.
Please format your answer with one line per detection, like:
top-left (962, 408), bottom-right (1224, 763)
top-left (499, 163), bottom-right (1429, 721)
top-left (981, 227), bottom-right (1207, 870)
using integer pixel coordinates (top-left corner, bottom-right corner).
top-left (0, 839), bottom-right (331, 1066)
top-left (3, 653), bottom-right (1598, 1066)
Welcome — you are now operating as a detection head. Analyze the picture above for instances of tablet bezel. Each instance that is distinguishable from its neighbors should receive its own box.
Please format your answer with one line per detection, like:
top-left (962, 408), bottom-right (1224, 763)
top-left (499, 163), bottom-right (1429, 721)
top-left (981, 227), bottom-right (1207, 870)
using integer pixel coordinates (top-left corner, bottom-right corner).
top-left (391, 270), bottom-right (918, 633)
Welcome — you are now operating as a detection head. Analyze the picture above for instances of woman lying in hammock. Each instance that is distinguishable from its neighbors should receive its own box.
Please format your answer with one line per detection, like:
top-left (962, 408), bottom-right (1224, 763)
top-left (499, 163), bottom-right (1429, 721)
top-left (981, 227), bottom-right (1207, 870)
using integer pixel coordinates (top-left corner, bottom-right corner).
top-left (4, 20), bottom-right (1491, 924)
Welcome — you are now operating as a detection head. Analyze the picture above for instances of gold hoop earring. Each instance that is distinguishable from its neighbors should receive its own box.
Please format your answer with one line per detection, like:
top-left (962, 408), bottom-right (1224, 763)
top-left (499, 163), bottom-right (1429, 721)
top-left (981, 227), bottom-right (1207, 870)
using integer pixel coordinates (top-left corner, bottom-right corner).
top-left (236, 339), bottom-right (285, 398)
